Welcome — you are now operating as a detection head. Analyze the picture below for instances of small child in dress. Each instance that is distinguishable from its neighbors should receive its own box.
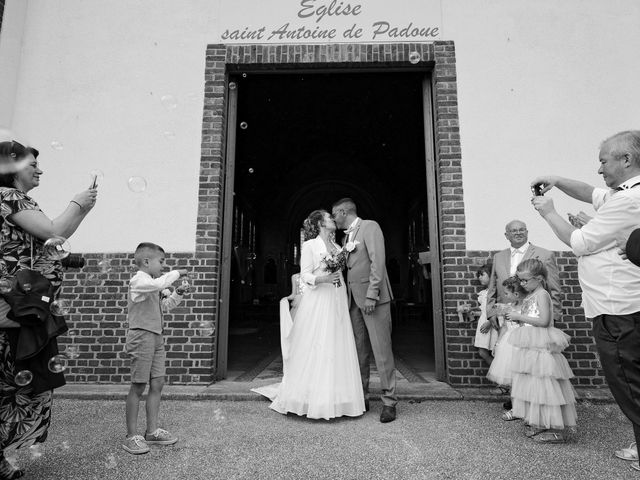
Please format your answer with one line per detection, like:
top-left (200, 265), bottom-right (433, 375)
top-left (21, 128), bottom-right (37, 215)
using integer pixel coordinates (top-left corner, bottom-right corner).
top-left (122, 242), bottom-right (189, 455)
top-left (487, 276), bottom-right (526, 395)
top-left (286, 273), bottom-right (303, 320)
top-left (472, 263), bottom-right (497, 366)
top-left (504, 258), bottom-right (577, 443)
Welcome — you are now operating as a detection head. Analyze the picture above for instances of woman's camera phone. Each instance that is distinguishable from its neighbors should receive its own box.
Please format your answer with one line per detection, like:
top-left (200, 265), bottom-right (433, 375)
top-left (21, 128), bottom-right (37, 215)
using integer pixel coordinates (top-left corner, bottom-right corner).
top-left (90, 174), bottom-right (99, 189)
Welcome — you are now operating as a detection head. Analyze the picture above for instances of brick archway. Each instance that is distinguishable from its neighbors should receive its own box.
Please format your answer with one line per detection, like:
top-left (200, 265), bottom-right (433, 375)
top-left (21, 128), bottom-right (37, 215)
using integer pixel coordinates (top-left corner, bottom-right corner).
top-left (199, 42), bottom-right (462, 381)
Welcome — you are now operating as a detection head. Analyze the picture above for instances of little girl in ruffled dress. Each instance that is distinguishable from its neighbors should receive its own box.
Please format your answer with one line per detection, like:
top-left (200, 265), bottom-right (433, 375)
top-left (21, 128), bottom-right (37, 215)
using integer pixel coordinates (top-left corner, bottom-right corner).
top-left (472, 263), bottom-right (497, 367)
top-left (504, 258), bottom-right (577, 443)
top-left (487, 276), bottom-right (526, 395)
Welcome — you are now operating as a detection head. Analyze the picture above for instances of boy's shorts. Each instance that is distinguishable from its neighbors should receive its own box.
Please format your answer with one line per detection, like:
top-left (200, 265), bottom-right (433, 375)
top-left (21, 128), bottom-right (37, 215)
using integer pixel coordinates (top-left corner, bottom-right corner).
top-left (126, 329), bottom-right (166, 383)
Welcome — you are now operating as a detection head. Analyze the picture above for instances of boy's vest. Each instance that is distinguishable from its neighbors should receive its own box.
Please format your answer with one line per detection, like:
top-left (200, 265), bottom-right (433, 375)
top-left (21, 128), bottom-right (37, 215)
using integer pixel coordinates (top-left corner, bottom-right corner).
top-left (127, 291), bottom-right (163, 334)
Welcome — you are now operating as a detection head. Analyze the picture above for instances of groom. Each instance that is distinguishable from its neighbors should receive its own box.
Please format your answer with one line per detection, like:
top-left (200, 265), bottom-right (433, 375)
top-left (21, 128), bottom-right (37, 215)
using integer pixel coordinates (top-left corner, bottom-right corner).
top-left (332, 198), bottom-right (398, 423)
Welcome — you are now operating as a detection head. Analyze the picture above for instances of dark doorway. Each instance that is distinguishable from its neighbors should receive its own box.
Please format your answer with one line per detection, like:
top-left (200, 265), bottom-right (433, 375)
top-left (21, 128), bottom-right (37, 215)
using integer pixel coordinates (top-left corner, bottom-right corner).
top-left (224, 70), bottom-right (436, 381)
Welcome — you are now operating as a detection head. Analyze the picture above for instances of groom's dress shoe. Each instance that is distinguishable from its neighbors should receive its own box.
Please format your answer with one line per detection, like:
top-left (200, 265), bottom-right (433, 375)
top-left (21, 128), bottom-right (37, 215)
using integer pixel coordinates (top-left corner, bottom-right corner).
top-left (380, 406), bottom-right (396, 423)
top-left (364, 399), bottom-right (370, 412)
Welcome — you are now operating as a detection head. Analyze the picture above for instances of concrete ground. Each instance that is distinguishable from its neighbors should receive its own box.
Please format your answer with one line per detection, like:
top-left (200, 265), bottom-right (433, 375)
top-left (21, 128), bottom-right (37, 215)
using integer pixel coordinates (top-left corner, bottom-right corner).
top-left (4, 385), bottom-right (638, 480)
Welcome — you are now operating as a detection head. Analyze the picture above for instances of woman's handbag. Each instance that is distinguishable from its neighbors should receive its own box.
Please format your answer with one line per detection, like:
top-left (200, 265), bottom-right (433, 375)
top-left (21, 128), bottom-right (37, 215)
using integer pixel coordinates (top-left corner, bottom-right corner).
top-left (1, 237), bottom-right (68, 393)
top-left (1, 237), bottom-right (68, 355)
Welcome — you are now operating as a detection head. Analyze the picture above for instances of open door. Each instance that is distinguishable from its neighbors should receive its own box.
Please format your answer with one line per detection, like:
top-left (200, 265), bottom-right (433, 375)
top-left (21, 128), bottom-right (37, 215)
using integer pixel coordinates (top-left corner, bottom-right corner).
top-left (422, 76), bottom-right (446, 381)
top-left (215, 79), bottom-right (239, 380)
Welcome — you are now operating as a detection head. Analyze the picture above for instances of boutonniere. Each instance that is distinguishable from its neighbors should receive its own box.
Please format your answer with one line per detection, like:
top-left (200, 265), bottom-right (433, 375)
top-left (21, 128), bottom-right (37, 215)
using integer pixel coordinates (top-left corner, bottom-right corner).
top-left (345, 240), bottom-right (360, 253)
top-left (161, 288), bottom-right (172, 299)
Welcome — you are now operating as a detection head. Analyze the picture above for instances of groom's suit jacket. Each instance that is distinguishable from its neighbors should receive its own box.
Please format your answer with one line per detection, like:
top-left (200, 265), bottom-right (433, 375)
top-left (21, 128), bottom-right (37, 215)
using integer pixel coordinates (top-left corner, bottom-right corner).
top-left (345, 219), bottom-right (393, 309)
top-left (486, 243), bottom-right (562, 321)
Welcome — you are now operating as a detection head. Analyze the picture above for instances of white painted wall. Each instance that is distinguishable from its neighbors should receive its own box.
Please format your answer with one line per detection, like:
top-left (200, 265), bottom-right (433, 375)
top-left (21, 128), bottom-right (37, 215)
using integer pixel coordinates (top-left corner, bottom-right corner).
top-left (0, 0), bottom-right (638, 252)
top-left (449, 0), bottom-right (640, 251)
top-left (0, 0), bottom-right (27, 127)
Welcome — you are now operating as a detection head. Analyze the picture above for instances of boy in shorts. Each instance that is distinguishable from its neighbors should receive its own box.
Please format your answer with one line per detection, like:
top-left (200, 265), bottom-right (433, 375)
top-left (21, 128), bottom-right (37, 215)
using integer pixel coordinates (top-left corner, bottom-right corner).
top-left (122, 242), bottom-right (189, 454)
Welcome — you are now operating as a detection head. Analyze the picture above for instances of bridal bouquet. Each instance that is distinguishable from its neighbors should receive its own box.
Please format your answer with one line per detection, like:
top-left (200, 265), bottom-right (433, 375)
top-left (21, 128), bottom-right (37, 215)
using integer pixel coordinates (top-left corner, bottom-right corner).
top-left (321, 249), bottom-right (348, 287)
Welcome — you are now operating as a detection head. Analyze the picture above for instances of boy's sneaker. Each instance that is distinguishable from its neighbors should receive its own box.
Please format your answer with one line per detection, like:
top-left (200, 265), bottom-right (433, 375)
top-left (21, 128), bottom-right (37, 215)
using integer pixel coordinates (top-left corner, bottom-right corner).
top-left (122, 435), bottom-right (150, 454)
top-left (145, 428), bottom-right (178, 445)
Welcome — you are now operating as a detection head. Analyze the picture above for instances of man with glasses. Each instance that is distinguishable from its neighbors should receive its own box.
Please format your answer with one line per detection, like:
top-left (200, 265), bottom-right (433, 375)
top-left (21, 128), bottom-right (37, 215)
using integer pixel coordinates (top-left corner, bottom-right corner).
top-left (531, 130), bottom-right (640, 472)
top-left (486, 219), bottom-right (562, 398)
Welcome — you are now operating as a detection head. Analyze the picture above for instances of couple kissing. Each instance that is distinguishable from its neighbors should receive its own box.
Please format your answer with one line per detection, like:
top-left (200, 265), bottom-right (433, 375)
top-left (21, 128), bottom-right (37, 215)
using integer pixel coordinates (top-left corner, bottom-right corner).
top-left (252, 198), bottom-right (398, 422)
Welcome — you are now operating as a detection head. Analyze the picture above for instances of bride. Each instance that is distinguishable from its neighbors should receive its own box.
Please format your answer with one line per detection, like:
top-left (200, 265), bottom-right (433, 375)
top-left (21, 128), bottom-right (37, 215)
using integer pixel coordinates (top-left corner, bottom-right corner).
top-left (252, 209), bottom-right (365, 420)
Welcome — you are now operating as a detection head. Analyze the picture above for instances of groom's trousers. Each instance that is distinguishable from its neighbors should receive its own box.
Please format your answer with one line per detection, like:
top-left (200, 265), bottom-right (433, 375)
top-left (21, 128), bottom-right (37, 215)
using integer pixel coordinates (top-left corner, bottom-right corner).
top-left (349, 301), bottom-right (398, 407)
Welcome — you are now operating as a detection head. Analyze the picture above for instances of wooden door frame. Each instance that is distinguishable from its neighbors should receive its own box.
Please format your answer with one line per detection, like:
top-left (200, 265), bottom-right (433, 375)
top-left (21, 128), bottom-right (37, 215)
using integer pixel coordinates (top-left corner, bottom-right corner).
top-left (215, 80), bottom-right (238, 380)
top-left (422, 76), bottom-right (446, 381)
top-left (215, 65), bottom-right (447, 381)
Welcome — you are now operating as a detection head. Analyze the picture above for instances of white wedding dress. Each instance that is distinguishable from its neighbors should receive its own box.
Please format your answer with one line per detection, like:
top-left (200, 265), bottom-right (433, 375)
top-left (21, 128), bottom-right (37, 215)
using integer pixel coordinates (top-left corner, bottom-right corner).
top-left (251, 236), bottom-right (365, 420)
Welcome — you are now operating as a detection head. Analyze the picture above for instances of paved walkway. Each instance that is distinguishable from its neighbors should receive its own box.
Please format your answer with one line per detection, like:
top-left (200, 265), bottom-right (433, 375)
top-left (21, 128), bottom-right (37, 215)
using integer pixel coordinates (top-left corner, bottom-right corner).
top-left (5, 396), bottom-right (635, 480)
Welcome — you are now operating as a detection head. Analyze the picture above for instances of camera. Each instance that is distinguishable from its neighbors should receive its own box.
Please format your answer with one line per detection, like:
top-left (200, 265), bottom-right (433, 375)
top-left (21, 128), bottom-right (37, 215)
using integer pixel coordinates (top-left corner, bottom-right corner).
top-left (61, 254), bottom-right (86, 269)
top-left (531, 183), bottom-right (544, 196)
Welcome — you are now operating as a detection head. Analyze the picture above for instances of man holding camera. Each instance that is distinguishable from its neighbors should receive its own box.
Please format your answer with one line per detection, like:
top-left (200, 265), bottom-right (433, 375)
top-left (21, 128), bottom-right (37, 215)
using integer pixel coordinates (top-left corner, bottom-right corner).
top-left (530, 130), bottom-right (640, 471)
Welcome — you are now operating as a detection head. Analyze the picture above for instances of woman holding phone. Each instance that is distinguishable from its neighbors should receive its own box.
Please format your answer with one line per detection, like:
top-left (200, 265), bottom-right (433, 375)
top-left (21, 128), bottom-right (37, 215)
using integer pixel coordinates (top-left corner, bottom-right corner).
top-left (0, 139), bottom-right (97, 479)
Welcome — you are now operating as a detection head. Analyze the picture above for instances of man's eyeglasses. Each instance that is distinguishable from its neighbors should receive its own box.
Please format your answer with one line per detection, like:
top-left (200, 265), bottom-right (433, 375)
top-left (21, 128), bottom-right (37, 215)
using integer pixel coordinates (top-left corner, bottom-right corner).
top-left (508, 228), bottom-right (527, 234)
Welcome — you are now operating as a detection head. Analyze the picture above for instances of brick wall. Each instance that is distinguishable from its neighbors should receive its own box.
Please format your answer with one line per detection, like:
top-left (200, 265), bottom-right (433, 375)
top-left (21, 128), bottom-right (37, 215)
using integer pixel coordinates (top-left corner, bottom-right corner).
top-left (59, 253), bottom-right (215, 384)
top-left (55, 41), bottom-right (605, 387)
top-left (444, 251), bottom-right (604, 386)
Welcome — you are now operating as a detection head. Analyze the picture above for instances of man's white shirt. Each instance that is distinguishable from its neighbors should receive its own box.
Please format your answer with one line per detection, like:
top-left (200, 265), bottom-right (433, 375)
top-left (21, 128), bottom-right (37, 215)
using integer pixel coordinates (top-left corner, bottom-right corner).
top-left (509, 242), bottom-right (530, 276)
top-left (570, 175), bottom-right (640, 317)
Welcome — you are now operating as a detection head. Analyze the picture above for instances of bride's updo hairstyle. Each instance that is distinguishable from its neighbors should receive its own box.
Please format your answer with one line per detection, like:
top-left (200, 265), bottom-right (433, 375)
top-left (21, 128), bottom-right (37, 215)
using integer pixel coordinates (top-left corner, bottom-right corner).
top-left (303, 209), bottom-right (327, 241)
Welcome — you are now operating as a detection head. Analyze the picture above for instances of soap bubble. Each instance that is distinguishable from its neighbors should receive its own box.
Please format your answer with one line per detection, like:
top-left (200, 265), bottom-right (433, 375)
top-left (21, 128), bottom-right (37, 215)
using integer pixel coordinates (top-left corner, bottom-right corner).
top-left (50, 299), bottom-right (72, 316)
top-left (0, 155), bottom-right (30, 174)
top-left (89, 169), bottom-right (104, 188)
top-left (229, 82), bottom-right (237, 90)
top-left (97, 258), bottom-right (112, 273)
top-left (22, 283), bottom-right (32, 293)
top-left (0, 278), bottom-right (12, 294)
top-left (104, 453), bottom-right (117, 469)
top-left (48, 355), bottom-right (67, 373)
top-left (42, 236), bottom-right (71, 260)
top-left (213, 408), bottom-right (226, 421)
top-left (3, 452), bottom-right (18, 469)
top-left (196, 321), bottom-right (215, 336)
top-left (64, 345), bottom-right (80, 359)
top-left (67, 329), bottom-right (78, 338)
top-left (160, 95), bottom-right (178, 110)
top-left (240, 122), bottom-right (248, 130)
top-left (180, 275), bottom-right (192, 294)
top-left (84, 273), bottom-right (104, 287)
top-left (15, 370), bottom-right (33, 386)
top-left (163, 131), bottom-right (176, 140)
top-left (128, 176), bottom-right (147, 193)
top-left (248, 168), bottom-right (254, 174)
top-left (29, 444), bottom-right (44, 459)
top-left (50, 141), bottom-right (64, 151)
top-left (409, 51), bottom-right (421, 64)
